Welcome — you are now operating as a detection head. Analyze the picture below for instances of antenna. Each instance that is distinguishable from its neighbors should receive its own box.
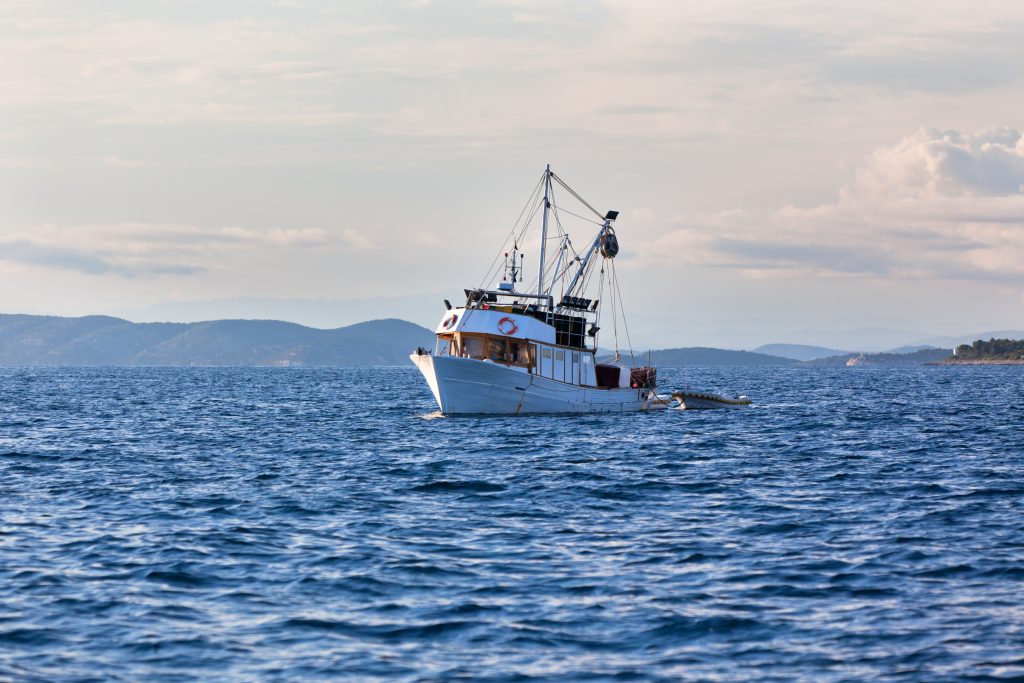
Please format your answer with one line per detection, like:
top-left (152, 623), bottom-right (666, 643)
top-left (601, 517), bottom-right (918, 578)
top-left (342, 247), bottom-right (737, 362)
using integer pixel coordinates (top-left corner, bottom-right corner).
top-left (500, 242), bottom-right (521, 292)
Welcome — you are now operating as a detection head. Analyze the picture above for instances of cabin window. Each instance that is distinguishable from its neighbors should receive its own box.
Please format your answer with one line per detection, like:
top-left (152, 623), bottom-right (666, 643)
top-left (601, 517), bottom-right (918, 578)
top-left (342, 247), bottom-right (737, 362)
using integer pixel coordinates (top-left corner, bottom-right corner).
top-left (555, 350), bottom-right (564, 361)
top-left (572, 352), bottom-right (579, 363)
top-left (463, 336), bottom-right (485, 360)
top-left (488, 338), bottom-right (506, 362)
top-left (542, 348), bottom-right (552, 359)
top-left (507, 341), bottom-right (533, 368)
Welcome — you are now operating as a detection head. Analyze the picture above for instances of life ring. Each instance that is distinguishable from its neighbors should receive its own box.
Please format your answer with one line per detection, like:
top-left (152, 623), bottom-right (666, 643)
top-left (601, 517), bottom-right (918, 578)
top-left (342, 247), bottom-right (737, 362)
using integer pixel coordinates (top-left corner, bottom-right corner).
top-left (497, 316), bottom-right (518, 335)
top-left (442, 313), bottom-right (458, 330)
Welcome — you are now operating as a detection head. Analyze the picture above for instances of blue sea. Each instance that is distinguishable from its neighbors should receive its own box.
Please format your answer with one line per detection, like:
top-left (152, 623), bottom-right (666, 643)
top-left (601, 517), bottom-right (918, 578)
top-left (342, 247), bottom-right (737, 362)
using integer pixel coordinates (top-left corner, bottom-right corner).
top-left (2, 366), bottom-right (1023, 682)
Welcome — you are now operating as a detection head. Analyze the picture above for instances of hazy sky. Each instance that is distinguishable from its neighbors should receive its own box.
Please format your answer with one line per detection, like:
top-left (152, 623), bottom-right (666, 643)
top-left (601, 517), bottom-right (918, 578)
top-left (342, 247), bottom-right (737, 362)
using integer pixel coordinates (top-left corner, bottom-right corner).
top-left (3, 0), bottom-right (1024, 348)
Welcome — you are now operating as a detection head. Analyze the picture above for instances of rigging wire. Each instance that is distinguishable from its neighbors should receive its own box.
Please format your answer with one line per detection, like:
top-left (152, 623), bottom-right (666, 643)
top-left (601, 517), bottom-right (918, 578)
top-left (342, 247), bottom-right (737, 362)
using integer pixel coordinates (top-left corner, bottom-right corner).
top-left (551, 205), bottom-right (604, 226)
top-left (549, 171), bottom-right (604, 220)
top-left (610, 258), bottom-right (636, 367)
top-left (489, 171), bottom-right (601, 306)
top-left (610, 264), bottom-right (619, 358)
top-left (520, 183), bottom-right (579, 298)
top-left (594, 261), bottom-right (605, 350)
top-left (546, 187), bottom-right (572, 300)
top-left (476, 172), bottom-right (545, 292)
top-left (543, 182), bottom-right (565, 296)
top-left (467, 168), bottom-right (635, 370)
top-left (546, 206), bottom-right (587, 288)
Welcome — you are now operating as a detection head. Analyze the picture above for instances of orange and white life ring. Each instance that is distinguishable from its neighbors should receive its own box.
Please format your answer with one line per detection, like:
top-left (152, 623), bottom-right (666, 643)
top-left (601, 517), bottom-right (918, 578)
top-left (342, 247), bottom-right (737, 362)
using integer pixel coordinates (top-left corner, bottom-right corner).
top-left (442, 313), bottom-right (458, 330)
top-left (497, 316), bottom-right (518, 335)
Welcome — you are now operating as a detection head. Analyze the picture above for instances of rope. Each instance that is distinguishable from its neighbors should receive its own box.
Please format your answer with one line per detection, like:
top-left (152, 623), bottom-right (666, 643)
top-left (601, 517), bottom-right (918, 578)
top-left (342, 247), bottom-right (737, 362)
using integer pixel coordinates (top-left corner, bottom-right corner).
top-left (482, 170), bottom-right (600, 306)
top-left (610, 264), bottom-right (619, 359)
top-left (476, 172), bottom-right (545, 293)
top-left (463, 169), bottom-right (636, 372)
top-left (464, 176), bottom-right (544, 329)
top-left (549, 171), bottom-right (604, 220)
top-left (594, 263), bottom-right (605, 350)
top-left (610, 258), bottom-right (636, 367)
top-left (518, 181), bottom-right (563, 297)
top-left (552, 205), bottom-right (604, 226)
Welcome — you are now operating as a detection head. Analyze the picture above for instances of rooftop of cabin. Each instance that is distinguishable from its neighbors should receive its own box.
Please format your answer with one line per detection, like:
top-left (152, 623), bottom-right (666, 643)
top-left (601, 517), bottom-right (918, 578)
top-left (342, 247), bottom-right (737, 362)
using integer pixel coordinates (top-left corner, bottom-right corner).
top-left (462, 288), bottom-right (599, 315)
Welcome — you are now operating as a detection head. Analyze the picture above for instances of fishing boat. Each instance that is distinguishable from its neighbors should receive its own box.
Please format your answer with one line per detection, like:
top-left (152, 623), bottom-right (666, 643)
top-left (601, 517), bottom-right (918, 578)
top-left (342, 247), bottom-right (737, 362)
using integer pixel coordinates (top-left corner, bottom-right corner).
top-left (411, 165), bottom-right (656, 415)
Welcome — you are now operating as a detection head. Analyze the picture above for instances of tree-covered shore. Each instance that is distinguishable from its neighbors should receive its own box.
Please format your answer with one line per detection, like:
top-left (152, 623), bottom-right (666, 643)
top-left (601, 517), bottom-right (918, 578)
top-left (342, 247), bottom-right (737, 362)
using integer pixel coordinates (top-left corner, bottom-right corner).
top-left (942, 338), bottom-right (1024, 363)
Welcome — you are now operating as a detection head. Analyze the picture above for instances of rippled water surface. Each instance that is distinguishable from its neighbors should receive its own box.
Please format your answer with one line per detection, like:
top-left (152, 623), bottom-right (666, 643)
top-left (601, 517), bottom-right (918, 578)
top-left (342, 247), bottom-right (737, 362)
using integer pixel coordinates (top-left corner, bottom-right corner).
top-left (2, 366), bottom-right (1024, 681)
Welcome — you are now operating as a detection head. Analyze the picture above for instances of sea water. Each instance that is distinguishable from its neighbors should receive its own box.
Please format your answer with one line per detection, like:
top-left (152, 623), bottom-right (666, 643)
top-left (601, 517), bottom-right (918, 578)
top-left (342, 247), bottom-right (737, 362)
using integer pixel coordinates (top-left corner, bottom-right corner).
top-left (1, 366), bottom-right (1022, 681)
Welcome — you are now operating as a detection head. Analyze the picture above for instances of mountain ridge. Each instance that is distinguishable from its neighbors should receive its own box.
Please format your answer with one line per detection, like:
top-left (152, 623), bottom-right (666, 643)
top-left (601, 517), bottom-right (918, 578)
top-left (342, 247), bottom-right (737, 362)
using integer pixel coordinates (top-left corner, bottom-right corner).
top-left (0, 314), bottom-right (800, 367)
top-left (803, 348), bottom-right (952, 367)
top-left (1, 313), bottom-right (1006, 368)
top-left (750, 343), bottom-right (851, 361)
top-left (0, 314), bottom-right (435, 367)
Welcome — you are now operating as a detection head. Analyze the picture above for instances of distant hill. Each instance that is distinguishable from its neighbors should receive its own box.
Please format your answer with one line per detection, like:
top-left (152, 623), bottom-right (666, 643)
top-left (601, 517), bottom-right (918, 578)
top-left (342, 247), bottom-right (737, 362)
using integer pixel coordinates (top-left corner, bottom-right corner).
top-left (782, 326), bottom-right (933, 352)
top-left (885, 344), bottom-right (940, 354)
top-left (0, 315), bottom-right (434, 366)
top-left (803, 348), bottom-right (951, 368)
top-left (750, 343), bottom-right (851, 361)
top-left (648, 347), bottom-right (798, 366)
top-left (3, 313), bottom-right (1018, 368)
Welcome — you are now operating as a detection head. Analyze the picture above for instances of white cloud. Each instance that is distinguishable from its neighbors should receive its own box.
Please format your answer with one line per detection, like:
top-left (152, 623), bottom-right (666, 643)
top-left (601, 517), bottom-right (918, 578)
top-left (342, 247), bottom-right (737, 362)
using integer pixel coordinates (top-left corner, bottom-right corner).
top-left (0, 239), bottom-right (202, 277)
top-left (339, 228), bottom-right (373, 250)
top-left (98, 154), bottom-right (147, 168)
top-left (639, 127), bottom-right (1024, 283)
top-left (0, 223), bottom-right (346, 277)
top-left (849, 127), bottom-right (1024, 199)
top-left (264, 227), bottom-right (332, 247)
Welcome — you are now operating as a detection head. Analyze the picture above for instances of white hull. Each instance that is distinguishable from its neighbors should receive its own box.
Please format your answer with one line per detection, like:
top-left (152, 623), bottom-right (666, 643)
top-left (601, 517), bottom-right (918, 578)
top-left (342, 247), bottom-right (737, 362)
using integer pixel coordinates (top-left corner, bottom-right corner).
top-left (411, 354), bottom-right (653, 415)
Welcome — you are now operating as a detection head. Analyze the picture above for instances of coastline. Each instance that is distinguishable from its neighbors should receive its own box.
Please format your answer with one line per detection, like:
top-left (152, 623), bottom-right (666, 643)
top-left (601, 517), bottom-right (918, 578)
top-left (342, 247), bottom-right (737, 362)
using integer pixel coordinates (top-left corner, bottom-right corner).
top-left (930, 359), bottom-right (1024, 365)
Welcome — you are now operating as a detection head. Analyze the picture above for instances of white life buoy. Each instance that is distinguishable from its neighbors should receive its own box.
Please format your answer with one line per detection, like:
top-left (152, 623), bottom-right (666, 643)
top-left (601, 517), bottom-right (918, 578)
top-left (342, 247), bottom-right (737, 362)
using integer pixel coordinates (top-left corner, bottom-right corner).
top-left (497, 316), bottom-right (518, 335)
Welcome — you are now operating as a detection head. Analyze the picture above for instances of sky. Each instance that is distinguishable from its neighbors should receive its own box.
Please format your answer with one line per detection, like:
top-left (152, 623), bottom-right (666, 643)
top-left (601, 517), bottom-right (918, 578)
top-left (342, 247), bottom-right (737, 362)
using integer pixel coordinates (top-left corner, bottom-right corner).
top-left (3, 0), bottom-right (1024, 349)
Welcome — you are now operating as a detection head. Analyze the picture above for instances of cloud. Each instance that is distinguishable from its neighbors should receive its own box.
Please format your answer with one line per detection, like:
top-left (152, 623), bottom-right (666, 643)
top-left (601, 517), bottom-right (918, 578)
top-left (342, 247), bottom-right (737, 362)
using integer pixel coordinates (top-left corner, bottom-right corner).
top-left (264, 227), bottom-right (332, 246)
top-left (603, 5), bottom-right (1024, 95)
top-left (1, 12), bottom-right (377, 129)
top-left (339, 228), bottom-right (373, 249)
top-left (98, 154), bottom-right (148, 168)
top-left (0, 222), bottom-right (350, 277)
top-left (639, 127), bottom-right (1024, 283)
top-left (849, 127), bottom-right (1024, 198)
top-left (0, 239), bottom-right (203, 277)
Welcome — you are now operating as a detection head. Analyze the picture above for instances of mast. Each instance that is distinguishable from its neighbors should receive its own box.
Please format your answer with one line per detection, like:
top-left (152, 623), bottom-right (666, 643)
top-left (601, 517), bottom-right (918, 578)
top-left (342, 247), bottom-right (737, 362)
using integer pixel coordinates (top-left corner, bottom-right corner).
top-left (544, 237), bottom-right (566, 300)
top-left (537, 164), bottom-right (551, 308)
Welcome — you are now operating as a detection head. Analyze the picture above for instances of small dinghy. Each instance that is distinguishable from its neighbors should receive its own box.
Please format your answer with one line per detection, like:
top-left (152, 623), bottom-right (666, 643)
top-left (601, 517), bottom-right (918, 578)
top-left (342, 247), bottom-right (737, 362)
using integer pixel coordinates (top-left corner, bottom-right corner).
top-left (671, 390), bottom-right (751, 410)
